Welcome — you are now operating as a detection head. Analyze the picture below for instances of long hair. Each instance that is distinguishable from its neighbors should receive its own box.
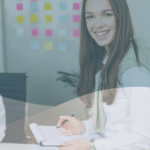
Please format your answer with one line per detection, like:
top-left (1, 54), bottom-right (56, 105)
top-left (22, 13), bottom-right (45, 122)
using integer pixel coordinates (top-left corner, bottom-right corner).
top-left (77, 0), bottom-right (141, 108)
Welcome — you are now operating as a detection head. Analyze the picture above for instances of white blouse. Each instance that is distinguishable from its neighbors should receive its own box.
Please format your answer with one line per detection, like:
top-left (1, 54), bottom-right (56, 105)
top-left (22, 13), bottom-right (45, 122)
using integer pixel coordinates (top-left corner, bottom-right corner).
top-left (82, 54), bottom-right (150, 150)
top-left (0, 95), bottom-right (6, 142)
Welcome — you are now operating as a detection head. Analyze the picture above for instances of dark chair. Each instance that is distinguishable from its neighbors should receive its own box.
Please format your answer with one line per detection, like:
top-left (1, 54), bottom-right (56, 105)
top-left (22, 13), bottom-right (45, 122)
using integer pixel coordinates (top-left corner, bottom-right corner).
top-left (0, 73), bottom-right (27, 143)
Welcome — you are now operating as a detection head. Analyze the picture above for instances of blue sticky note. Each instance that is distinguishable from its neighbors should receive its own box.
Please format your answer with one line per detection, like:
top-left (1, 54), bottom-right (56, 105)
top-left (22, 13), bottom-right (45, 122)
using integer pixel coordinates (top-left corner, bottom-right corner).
top-left (30, 2), bottom-right (37, 11)
top-left (58, 43), bottom-right (67, 52)
top-left (31, 41), bottom-right (39, 49)
top-left (59, 15), bottom-right (67, 23)
top-left (59, 3), bottom-right (67, 10)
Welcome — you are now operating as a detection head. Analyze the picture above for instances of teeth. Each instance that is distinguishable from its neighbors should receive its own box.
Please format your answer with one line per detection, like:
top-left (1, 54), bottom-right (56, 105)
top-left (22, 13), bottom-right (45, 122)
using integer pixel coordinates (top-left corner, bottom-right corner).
top-left (96, 31), bottom-right (108, 36)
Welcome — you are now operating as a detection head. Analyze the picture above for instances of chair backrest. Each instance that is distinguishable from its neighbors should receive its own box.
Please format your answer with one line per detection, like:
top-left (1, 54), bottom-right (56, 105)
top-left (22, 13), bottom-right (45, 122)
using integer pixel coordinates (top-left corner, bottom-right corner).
top-left (0, 73), bottom-right (27, 143)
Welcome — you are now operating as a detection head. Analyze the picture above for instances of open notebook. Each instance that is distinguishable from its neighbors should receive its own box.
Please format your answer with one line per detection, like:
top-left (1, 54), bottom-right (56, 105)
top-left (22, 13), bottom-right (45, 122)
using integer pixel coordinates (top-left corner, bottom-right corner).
top-left (29, 123), bottom-right (102, 147)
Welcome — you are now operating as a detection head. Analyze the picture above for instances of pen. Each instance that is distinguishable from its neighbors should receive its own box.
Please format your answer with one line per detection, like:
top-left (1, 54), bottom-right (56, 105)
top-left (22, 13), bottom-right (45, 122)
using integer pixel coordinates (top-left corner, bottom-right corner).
top-left (56, 110), bottom-right (79, 129)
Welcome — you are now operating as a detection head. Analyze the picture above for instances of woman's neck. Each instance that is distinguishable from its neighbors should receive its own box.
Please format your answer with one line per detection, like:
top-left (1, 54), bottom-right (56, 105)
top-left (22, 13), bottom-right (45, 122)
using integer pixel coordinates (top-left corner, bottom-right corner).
top-left (105, 46), bottom-right (109, 54)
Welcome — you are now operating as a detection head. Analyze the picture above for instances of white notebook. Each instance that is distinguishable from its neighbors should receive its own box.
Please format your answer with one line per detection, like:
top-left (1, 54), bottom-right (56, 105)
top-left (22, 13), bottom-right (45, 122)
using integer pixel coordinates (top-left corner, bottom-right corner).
top-left (29, 123), bottom-right (102, 147)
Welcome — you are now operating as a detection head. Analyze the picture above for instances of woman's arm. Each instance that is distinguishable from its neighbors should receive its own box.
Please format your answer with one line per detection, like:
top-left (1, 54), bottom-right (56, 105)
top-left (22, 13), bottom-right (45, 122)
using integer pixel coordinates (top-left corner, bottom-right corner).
top-left (0, 95), bottom-right (6, 142)
top-left (93, 67), bottom-right (150, 150)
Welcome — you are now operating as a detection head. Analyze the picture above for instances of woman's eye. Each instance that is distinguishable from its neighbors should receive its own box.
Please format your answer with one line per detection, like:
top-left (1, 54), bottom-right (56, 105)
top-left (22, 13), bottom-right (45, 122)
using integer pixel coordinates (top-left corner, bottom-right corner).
top-left (104, 14), bottom-right (113, 17)
top-left (86, 16), bottom-right (93, 19)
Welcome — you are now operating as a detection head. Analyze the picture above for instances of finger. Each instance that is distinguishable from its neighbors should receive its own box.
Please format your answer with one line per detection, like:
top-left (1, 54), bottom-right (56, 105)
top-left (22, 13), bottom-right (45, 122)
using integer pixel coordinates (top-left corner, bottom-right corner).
top-left (60, 129), bottom-right (72, 136)
top-left (59, 127), bottom-right (66, 134)
top-left (60, 116), bottom-right (75, 122)
top-left (66, 130), bottom-right (72, 133)
top-left (60, 122), bottom-right (73, 132)
top-left (59, 127), bottom-right (72, 136)
top-left (57, 117), bottom-right (66, 127)
top-left (65, 131), bottom-right (73, 136)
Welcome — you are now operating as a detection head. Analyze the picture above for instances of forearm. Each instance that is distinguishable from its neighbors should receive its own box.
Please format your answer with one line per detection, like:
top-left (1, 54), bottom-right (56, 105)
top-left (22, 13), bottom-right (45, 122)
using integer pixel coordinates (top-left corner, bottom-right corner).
top-left (94, 128), bottom-right (150, 150)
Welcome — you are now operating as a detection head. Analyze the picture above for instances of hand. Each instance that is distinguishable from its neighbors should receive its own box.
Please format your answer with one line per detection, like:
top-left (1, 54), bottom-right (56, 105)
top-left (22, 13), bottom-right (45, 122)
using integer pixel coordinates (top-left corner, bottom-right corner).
top-left (58, 138), bottom-right (90, 150)
top-left (57, 116), bottom-right (86, 136)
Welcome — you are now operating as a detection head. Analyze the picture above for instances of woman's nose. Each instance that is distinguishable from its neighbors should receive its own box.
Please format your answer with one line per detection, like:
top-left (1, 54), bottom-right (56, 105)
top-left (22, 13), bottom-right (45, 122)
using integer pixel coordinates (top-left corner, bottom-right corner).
top-left (94, 17), bottom-right (104, 28)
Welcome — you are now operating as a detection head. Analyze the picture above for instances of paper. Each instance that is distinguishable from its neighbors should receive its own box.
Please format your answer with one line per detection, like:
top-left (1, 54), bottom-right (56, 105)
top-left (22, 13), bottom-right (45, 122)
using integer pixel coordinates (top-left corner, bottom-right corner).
top-left (29, 123), bottom-right (102, 147)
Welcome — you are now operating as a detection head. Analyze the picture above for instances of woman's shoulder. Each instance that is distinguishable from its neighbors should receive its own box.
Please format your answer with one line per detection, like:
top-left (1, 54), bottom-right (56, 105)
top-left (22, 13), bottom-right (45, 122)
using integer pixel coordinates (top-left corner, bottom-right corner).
top-left (119, 38), bottom-right (150, 75)
top-left (121, 66), bottom-right (150, 87)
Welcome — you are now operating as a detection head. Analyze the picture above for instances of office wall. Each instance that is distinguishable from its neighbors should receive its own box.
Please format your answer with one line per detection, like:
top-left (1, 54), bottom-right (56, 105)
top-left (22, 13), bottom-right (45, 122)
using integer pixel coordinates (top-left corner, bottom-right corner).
top-left (1, 0), bottom-right (150, 118)
top-left (126, 0), bottom-right (150, 46)
top-left (2, 0), bottom-right (82, 116)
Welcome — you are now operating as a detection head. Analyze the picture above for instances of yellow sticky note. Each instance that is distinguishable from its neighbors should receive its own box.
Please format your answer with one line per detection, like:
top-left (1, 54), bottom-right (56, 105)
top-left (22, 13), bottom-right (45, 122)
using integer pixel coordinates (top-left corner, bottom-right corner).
top-left (45, 42), bottom-right (53, 50)
top-left (17, 15), bottom-right (24, 23)
top-left (44, 3), bottom-right (51, 10)
top-left (30, 15), bottom-right (38, 23)
top-left (45, 15), bottom-right (52, 23)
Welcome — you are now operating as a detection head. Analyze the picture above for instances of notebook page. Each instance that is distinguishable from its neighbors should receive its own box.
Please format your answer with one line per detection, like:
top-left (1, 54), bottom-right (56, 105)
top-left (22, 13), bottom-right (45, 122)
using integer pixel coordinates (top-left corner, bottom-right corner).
top-left (39, 125), bottom-right (102, 145)
top-left (29, 123), bottom-right (57, 145)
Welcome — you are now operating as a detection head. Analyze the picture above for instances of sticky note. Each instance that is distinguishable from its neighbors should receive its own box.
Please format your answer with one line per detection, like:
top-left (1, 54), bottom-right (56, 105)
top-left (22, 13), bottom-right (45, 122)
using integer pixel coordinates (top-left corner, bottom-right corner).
top-left (73, 3), bottom-right (80, 10)
top-left (30, 2), bottom-right (37, 11)
top-left (73, 29), bottom-right (80, 37)
top-left (30, 14), bottom-right (38, 23)
top-left (73, 15), bottom-right (80, 23)
top-left (31, 0), bottom-right (37, 2)
top-left (45, 29), bottom-right (53, 37)
top-left (59, 15), bottom-right (67, 23)
top-left (16, 15), bottom-right (24, 23)
top-left (45, 15), bottom-right (52, 23)
top-left (31, 41), bottom-right (39, 49)
top-left (45, 42), bottom-right (53, 50)
top-left (17, 28), bottom-right (24, 36)
top-left (58, 43), bottom-right (67, 52)
top-left (31, 28), bottom-right (39, 37)
top-left (16, 3), bottom-right (23, 11)
top-left (58, 29), bottom-right (67, 37)
top-left (59, 3), bottom-right (67, 10)
top-left (44, 3), bottom-right (52, 10)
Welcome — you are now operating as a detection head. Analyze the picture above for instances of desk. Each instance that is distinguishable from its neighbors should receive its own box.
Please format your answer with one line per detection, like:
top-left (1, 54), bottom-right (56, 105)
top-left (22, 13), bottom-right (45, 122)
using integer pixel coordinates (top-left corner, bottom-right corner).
top-left (0, 143), bottom-right (59, 150)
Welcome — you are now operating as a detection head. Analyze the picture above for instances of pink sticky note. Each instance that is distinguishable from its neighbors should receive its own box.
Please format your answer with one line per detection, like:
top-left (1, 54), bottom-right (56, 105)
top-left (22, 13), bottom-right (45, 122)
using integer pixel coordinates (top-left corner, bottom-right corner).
top-left (31, 0), bottom-right (37, 2)
top-left (16, 3), bottom-right (23, 11)
top-left (73, 3), bottom-right (80, 10)
top-left (73, 15), bottom-right (80, 23)
top-left (73, 29), bottom-right (80, 37)
top-left (45, 29), bottom-right (53, 37)
top-left (31, 28), bottom-right (39, 36)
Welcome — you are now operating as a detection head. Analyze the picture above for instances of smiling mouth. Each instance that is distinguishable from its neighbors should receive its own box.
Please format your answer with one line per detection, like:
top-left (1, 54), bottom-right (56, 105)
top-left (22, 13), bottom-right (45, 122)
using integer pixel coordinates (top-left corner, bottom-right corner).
top-left (95, 30), bottom-right (109, 37)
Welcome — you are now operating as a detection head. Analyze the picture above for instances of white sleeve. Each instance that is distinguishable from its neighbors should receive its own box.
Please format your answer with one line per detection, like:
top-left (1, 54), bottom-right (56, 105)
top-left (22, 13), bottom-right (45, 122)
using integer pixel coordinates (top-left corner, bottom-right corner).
top-left (82, 117), bottom-right (96, 134)
top-left (93, 67), bottom-right (150, 150)
top-left (0, 95), bottom-right (6, 142)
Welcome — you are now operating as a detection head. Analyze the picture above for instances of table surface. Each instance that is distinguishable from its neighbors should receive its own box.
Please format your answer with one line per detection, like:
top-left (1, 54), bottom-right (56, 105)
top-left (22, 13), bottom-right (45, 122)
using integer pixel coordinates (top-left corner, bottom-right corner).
top-left (0, 143), bottom-right (60, 150)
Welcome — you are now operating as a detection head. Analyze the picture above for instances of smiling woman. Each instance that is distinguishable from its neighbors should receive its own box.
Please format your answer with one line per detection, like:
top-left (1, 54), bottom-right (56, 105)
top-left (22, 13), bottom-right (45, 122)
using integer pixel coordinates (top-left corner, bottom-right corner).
top-left (58, 0), bottom-right (150, 150)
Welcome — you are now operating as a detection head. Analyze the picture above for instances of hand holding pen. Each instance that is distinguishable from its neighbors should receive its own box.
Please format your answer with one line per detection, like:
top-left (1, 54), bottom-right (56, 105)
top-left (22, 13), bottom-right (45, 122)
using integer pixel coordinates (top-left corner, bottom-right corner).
top-left (56, 110), bottom-right (86, 136)
top-left (56, 110), bottom-right (79, 129)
